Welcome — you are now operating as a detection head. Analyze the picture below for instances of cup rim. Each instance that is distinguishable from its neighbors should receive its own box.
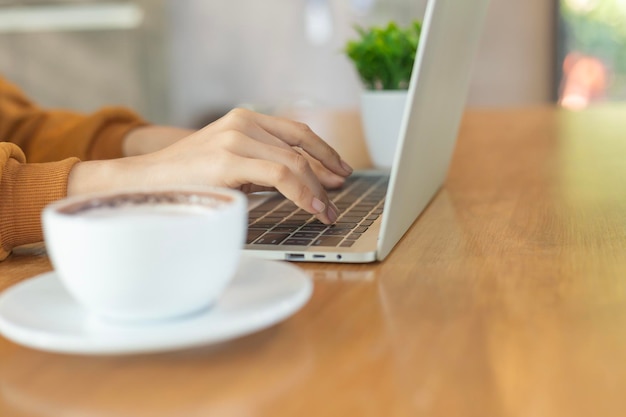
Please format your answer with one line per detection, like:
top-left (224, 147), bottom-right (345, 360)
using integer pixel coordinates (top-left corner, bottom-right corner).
top-left (44, 186), bottom-right (246, 216)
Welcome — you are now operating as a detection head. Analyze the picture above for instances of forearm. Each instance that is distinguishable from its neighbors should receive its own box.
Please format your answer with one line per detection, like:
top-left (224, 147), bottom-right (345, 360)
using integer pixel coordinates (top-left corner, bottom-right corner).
top-left (67, 157), bottom-right (146, 196)
top-left (68, 125), bottom-right (194, 196)
top-left (122, 125), bottom-right (194, 157)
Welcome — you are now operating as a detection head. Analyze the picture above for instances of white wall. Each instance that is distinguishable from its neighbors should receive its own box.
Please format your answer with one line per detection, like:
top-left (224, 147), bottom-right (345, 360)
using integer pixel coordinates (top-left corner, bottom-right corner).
top-left (166, 0), bottom-right (556, 128)
top-left (0, 0), bottom-right (555, 127)
top-left (469, 0), bottom-right (555, 106)
top-left (0, 0), bottom-right (170, 123)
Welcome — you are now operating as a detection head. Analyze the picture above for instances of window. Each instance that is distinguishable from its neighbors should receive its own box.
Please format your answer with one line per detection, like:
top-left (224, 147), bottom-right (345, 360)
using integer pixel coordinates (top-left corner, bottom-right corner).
top-left (558, 0), bottom-right (626, 109)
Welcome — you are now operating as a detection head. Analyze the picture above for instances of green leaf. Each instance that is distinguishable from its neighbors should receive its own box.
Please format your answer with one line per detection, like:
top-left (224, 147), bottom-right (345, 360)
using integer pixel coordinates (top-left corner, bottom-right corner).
top-left (344, 20), bottom-right (422, 90)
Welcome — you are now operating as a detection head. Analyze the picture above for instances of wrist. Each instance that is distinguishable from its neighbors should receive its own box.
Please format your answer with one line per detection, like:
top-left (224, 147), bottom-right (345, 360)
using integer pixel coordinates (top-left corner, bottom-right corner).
top-left (67, 158), bottom-right (137, 196)
top-left (123, 125), bottom-right (194, 157)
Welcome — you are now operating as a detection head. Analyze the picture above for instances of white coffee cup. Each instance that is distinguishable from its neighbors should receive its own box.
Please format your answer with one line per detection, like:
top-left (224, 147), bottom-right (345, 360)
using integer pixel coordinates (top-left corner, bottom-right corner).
top-left (42, 186), bottom-right (247, 322)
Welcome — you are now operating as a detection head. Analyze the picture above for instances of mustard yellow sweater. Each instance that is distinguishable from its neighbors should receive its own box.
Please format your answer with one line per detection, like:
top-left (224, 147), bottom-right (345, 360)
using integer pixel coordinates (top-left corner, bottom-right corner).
top-left (0, 77), bottom-right (147, 260)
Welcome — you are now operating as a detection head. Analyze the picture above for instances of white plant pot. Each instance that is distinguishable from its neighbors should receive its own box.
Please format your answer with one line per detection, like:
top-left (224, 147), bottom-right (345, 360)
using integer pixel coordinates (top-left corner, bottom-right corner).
top-left (360, 90), bottom-right (408, 169)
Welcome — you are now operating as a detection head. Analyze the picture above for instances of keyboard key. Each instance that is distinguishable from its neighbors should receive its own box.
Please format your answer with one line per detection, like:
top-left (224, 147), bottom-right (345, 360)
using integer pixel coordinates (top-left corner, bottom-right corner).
top-left (273, 225), bottom-right (301, 232)
top-left (254, 199), bottom-right (283, 211)
top-left (312, 236), bottom-right (343, 247)
top-left (337, 216), bottom-right (363, 223)
top-left (344, 210), bottom-right (369, 217)
top-left (255, 233), bottom-right (290, 245)
top-left (248, 211), bottom-right (266, 219)
top-left (322, 229), bottom-right (350, 236)
top-left (283, 238), bottom-right (313, 246)
top-left (334, 222), bottom-right (357, 229)
top-left (301, 224), bottom-right (328, 232)
top-left (292, 231), bottom-right (320, 238)
top-left (249, 222), bottom-right (276, 230)
top-left (272, 209), bottom-right (294, 216)
top-left (260, 216), bottom-right (285, 222)
top-left (246, 229), bottom-right (265, 243)
top-left (290, 214), bottom-right (312, 221)
top-left (340, 241), bottom-right (355, 247)
top-left (279, 219), bottom-right (306, 226)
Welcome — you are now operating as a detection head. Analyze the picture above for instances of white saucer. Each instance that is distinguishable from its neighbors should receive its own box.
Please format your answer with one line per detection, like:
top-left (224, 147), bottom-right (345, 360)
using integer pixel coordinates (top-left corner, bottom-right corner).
top-left (0, 256), bottom-right (312, 355)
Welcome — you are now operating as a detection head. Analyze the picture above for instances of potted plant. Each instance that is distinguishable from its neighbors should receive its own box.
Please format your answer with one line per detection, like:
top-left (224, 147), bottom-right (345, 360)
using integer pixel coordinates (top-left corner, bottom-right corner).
top-left (344, 20), bottom-right (421, 168)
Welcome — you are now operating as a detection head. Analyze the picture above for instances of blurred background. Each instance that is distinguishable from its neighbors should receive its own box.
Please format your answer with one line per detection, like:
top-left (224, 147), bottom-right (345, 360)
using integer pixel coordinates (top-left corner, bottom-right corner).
top-left (0, 0), bottom-right (623, 128)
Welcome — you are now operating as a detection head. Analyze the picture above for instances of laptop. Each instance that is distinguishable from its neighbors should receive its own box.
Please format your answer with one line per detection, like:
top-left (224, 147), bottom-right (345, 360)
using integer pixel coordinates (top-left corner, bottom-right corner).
top-left (244, 0), bottom-right (490, 263)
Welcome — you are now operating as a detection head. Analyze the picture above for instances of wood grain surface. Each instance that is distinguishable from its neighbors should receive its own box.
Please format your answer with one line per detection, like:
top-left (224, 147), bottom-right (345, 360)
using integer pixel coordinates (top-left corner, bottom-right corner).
top-left (1, 106), bottom-right (626, 417)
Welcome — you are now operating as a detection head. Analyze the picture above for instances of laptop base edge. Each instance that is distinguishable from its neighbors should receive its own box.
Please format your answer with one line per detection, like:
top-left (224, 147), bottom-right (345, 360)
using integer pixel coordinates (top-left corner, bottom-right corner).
top-left (243, 248), bottom-right (378, 264)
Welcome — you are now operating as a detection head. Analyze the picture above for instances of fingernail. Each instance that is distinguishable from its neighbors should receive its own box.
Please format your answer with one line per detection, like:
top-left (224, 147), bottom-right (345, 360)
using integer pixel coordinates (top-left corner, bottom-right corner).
top-left (312, 197), bottom-right (326, 214)
top-left (340, 159), bottom-right (353, 174)
top-left (326, 206), bottom-right (338, 223)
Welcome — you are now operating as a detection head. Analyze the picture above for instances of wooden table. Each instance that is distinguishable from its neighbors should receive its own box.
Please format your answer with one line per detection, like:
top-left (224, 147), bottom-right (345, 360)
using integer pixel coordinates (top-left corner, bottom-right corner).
top-left (2, 106), bottom-right (626, 416)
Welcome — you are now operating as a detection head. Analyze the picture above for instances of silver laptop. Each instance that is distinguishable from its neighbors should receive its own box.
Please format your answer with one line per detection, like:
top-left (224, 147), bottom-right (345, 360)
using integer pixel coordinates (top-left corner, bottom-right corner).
top-left (244, 0), bottom-right (490, 263)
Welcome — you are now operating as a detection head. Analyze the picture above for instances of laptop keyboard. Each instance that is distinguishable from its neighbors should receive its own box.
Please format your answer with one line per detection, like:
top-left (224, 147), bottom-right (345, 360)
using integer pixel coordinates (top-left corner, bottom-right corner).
top-left (247, 175), bottom-right (388, 248)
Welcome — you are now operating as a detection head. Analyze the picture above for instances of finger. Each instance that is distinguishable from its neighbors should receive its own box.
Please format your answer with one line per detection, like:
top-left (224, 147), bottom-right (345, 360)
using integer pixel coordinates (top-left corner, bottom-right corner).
top-left (229, 109), bottom-right (353, 177)
top-left (228, 119), bottom-right (347, 190)
top-left (222, 131), bottom-right (324, 192)
top-left (295, 148), bottom-right (346, 190)
top-left (226, 156), bottom-right (338, 224)
top-left (219, 133), bottom-right (338, 223)
top-left (242, 183), bottom-right (339, 218)
top-left (221, 113), bottom-right (295, 152)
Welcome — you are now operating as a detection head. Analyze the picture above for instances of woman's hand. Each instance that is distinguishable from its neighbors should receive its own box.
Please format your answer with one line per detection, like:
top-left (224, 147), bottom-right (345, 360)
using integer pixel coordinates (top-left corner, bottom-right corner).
top-left (68, 108), bottom-right (353, 224)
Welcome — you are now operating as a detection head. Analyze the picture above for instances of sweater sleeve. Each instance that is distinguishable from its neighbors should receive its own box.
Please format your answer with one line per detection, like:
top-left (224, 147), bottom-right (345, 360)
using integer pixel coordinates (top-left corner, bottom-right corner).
top-left (0, 77), bottom-right (148, 162)
top-left (0, 76), bottom-right (149, 260)
top-left (0, 143), bottom-right (78, 260)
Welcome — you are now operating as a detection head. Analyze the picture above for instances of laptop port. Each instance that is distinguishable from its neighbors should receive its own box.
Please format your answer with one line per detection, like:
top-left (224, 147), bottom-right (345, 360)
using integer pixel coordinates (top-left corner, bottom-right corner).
top-left (286, 253), bottom-right (305, 260)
